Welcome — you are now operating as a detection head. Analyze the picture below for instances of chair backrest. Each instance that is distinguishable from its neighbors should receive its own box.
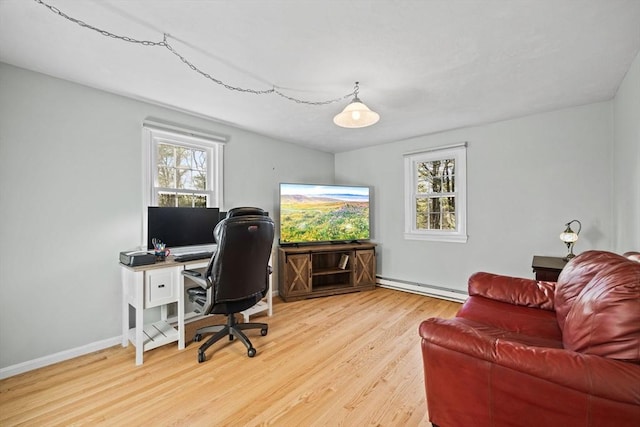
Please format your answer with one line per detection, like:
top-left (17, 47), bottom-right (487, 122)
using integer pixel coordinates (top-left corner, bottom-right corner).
top-left (205, 209), bottom-right (274, 310)
top-left (225, 207), bottom-right (268, 218)
top-left (210, 206), bottom-right (269, 247)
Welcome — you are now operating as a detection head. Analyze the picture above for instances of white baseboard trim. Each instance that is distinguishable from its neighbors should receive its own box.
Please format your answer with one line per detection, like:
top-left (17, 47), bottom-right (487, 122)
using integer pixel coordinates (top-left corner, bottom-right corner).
top-left (376, 277), bottom-right (468, 303)
top-left (0, 336), bottom-right (122, 380)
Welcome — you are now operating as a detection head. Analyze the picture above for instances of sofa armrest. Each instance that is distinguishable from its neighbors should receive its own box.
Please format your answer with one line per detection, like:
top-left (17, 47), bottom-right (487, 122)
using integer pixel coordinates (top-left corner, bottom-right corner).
top-left (420, 317), bottom-right (640, 405)
top-left (468, 272), bottom-right (556, 310)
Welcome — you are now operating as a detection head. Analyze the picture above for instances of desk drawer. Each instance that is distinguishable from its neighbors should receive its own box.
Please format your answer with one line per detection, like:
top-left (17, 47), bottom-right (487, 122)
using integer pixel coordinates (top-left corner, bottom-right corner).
top-left (145, 268), bottom-right (177, 308)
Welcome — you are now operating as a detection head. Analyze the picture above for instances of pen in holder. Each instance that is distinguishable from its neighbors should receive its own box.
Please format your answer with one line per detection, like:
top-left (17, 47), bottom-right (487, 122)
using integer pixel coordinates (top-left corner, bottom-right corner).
top-left (152, 238), bottom-right (170, 261)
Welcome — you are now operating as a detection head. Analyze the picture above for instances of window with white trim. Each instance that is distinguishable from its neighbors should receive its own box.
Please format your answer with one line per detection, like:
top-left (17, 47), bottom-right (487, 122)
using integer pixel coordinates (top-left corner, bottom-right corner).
top-left (142, 123), bottom-right (224, 208)
top-left (404, 143), bottom-right (467, 242)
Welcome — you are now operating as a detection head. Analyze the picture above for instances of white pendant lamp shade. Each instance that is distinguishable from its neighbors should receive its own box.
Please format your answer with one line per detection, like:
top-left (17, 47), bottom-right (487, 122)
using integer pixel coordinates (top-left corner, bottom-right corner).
top-left (333, 82), bottom-right (380, 128)
top-left (333, 99), bottom-right (380, 128)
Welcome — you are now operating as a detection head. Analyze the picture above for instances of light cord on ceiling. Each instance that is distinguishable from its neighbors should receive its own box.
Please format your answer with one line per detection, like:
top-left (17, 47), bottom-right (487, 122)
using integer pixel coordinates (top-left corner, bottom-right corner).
top-left (33, 0), bottom-right (356, 105)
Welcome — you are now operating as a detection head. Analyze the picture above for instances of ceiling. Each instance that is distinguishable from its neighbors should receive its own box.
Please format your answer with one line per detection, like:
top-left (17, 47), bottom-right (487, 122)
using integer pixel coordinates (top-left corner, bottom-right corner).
top-left (1, 0), bottom-right (639, 153)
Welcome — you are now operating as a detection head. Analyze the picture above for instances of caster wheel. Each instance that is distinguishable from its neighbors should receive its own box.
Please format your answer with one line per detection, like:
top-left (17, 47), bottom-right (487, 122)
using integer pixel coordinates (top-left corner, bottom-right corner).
top-left (194, 334), bottom-right (202, 342)
top-left (229, 335), bottom-right (234, 341)
top-left (198, 352), bottom-right (206, 363)
top-left (261, 328), bottom-right (268, 336)
top-left (248, 347), bottom-right (256, 358)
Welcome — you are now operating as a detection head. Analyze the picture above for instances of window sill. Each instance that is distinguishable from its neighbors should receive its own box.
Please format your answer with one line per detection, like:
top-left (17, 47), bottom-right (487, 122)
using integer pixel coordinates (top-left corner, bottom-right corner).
top-left (404, 232), bottom-right (468, 243)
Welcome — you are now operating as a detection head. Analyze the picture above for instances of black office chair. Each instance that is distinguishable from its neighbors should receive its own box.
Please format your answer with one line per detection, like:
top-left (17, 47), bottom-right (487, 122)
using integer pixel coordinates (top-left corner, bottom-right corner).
top-left (183, 207), bottom-right (274, 363)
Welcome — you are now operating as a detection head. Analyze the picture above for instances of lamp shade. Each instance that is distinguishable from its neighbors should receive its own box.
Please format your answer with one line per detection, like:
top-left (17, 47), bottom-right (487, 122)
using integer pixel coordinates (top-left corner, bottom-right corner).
top-left (559, 229), bottom-right (579, 243)
top-left (333, 98), bottom-right (380, 128)
top-left (559, 220), bottom-right (581, 243)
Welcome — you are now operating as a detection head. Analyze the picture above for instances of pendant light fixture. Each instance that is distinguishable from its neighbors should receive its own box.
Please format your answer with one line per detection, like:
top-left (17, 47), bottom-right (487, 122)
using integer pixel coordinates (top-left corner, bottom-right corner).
top-left (333, 82), bottom-right (380, 128)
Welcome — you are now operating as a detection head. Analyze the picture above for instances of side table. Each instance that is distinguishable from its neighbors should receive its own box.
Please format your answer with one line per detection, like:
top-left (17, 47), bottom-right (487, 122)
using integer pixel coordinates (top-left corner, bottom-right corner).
top-left (531, 256), bottom-right (567, 281)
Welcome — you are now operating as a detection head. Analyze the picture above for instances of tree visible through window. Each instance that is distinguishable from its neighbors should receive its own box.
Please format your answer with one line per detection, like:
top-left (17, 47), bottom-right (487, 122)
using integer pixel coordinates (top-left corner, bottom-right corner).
top-left (416, 158), bottom-right (456, 230)
top-left (143, 124), bottom-right (224, 209)
top-left (156, 143), bottom-right (208, 207)
top-left (404, 144), bottom-right (467, 242)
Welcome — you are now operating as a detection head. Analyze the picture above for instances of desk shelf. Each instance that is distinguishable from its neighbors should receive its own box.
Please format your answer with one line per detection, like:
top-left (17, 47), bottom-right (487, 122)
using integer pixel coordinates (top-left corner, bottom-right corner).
top-left (128, 321), bottom-right (179, 352)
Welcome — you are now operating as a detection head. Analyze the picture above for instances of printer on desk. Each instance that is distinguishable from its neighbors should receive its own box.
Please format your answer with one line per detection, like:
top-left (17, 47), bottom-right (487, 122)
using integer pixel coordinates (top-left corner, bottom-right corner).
top-left (119, 250), bottom-right (157, 267)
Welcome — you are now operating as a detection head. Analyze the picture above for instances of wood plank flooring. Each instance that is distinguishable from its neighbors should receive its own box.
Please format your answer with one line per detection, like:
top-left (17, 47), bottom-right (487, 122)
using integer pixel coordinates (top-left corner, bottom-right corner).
top-left (0, 287), bottom-right (460, 426)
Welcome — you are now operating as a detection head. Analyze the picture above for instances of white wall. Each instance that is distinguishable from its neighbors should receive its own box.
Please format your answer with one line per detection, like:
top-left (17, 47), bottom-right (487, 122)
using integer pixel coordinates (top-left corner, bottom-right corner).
top-left (336, 102), bottom-right (614, 292)
top-left (0, 63), bottom-right (334, 370)
top-left (613, 50), bottom-right (640, 253)
top-left (3, 50), bottom-right (638, 373)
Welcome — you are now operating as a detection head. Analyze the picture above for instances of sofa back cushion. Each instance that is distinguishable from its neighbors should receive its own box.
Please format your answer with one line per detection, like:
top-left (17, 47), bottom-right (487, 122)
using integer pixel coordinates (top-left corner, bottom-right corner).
top-left (561, 253), bottom-right (640, 362)
top-left (555, 251), bottom-right (625, 332)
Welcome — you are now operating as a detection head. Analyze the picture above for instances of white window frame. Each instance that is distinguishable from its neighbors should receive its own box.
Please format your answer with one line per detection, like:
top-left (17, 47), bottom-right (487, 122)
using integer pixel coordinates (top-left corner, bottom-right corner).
top-left (141, 120), bottom-right (226, 246)
top-left (404, 143), bottom-right (467, 243)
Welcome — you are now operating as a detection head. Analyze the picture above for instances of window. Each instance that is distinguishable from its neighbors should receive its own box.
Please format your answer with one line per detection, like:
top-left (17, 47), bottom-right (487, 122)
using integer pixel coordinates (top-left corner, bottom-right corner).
top-left (404, 143), bottom-right (467, 242)
top-left (143, 121), bottom-right (225, 208)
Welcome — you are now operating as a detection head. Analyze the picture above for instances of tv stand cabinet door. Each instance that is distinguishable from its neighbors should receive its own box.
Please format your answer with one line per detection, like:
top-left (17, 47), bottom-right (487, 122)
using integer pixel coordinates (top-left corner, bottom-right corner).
top-left (354, 248), bottom-right (376, 287)
top-left (280, 253), bottom-right (311, 300)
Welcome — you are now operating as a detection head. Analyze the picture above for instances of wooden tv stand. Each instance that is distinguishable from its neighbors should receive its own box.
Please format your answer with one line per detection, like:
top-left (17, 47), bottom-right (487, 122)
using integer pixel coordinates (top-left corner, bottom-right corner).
top-left (278, 242), bottom-right (377, 302)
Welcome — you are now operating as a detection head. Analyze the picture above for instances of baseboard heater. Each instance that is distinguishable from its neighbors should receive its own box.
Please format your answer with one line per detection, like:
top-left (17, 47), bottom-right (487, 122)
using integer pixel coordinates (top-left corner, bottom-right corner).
top-left (376, 276), bottom-right (468, 303)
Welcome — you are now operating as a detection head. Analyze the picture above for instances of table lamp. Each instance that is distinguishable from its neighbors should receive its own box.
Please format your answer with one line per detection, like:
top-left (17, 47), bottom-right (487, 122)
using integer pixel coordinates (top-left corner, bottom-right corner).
top-left (559, 219), bottom-right (581, 261)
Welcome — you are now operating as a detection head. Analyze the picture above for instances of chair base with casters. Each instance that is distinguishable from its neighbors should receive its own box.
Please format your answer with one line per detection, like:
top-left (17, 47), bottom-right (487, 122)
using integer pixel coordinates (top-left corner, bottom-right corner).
top-left (187, 283), bottom-right (269, 363)
top-left (193, 313), bottom-right (268, 363)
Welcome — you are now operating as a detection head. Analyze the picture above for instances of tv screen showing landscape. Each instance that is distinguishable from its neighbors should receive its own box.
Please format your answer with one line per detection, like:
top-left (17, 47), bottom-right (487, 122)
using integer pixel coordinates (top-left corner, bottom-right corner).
top-left (279, 183), bottom-right (370, 244)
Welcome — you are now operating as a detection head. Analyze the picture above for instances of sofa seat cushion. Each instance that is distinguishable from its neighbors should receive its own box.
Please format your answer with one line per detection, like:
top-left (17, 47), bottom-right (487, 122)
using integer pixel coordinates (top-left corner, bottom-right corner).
top-left (454, 317), bottom-right (564, 349)
top-left (563, 258), bottom-right (640, 362)
top-left (457, 295), bottom-right (562, 341)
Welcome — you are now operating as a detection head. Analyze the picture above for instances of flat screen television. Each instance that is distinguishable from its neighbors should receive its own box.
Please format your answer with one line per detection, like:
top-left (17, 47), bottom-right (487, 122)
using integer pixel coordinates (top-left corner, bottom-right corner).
top-left (279, 183), bottom-right (371, 245)
top-left (147, 207), bottom-right (220, 254)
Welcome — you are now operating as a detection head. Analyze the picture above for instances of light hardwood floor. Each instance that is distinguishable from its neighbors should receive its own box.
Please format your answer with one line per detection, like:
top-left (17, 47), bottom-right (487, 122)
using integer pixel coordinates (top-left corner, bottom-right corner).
top-left (0, 287), bottom-right (460, 426)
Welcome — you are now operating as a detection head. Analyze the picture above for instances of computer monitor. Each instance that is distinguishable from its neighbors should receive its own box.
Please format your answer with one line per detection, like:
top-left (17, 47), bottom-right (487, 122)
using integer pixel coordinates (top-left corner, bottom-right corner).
top-left (147, 207), bottom-right (221, 254)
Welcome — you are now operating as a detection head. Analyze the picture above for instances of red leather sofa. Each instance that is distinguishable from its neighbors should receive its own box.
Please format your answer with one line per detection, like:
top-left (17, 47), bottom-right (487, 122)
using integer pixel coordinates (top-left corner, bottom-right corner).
top-left (419, 250), bottom-right (640, 427)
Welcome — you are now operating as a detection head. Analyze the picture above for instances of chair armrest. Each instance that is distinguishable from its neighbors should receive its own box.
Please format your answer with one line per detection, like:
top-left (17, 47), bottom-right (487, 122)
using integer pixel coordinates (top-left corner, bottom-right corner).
top-left (468, 272), bottom-right (555, 310)
top-left (420, 317), bottom-right (640, 404)
top-left (182, 269), bottom-right (210, 289)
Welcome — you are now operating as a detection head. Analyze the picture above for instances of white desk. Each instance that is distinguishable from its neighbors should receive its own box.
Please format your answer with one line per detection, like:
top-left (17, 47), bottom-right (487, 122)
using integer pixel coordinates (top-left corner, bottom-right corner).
top-left (120, 256), bottom-right (273, 365)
